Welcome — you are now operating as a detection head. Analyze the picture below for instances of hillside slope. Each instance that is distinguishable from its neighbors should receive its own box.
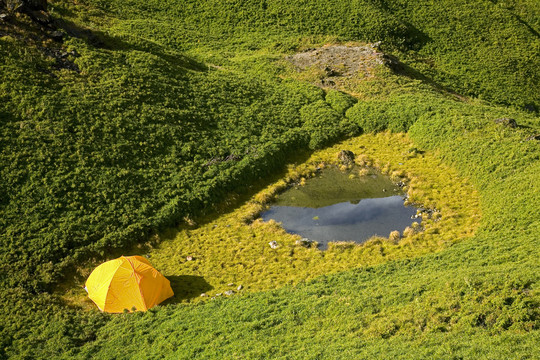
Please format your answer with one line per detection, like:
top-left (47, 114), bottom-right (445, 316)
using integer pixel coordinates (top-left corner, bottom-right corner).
top-left (0, 0), bottom-right (539, 358)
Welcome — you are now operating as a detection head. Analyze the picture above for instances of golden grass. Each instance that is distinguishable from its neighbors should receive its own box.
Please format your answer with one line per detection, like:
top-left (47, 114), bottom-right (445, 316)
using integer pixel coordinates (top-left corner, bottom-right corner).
top-left (63, 132), bottom-right (481, 306)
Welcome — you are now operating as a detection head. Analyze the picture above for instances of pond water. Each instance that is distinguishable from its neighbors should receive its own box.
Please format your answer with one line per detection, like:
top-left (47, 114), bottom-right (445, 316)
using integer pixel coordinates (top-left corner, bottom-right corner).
top-left (261, 167), bottom-right (419, 249)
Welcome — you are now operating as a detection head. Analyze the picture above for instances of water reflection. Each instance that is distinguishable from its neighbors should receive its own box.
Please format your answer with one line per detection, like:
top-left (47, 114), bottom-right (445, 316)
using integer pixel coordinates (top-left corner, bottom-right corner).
top-left (262, 196), bottom-right (417, 249)
top-left (260, 167), bottom-right (418, 249)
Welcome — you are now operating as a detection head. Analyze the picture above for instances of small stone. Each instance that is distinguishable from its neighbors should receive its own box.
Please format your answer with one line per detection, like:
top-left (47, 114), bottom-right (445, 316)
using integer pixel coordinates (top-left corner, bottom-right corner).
top-left (227, 283), bottom-right (234, 286)
top-left (200, 293), bottom-right (207, 297)
top-left (371, 41), bottom-right (382, 49)
top-left (337, 150), bottom-right (355, 165)
top-left (525, 134), bottom-right (540, 141)
top-left (494, 118), bottom-right (517, 128)
top-left (295, 238), bottom-right (314, 248)
top-left (269, 241), bottom-right (279, 249)
top-left (216, 293), bottom-right (222, 296)
top-left (50, 31), bottom-right (64, 42)
top-left (186, 256), bottom-right (193, 261)
top-left (237, 285), bottom-right (243, 291)
top-left (224, 290), bottom-right (234, 296)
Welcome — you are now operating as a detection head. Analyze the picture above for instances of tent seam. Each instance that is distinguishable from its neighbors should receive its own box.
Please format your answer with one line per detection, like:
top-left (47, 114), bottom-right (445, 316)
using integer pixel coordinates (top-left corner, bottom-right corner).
top-left (126, 256), bottom-right (147, 311)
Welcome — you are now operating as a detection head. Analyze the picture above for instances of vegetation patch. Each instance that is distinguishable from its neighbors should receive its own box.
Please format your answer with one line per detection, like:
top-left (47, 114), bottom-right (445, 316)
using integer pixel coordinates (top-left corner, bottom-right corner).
top-left (62, 132), bottom-right (480, 306)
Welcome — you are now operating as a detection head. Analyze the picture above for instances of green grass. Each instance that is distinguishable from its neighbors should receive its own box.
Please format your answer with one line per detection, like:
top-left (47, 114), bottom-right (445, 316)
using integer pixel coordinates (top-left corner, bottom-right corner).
top-left (0, 0), bottom-right (539, 358)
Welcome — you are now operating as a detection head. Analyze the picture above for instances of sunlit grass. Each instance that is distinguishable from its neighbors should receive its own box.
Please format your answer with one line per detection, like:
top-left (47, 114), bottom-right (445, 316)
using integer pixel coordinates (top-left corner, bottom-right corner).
top-left (121, 132), bottom-right (482, 302)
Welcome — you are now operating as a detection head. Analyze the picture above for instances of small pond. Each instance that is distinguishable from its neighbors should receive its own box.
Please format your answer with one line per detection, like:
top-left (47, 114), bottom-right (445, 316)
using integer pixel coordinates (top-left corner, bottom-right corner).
top-left (261, 167), bottom-right (419, 249)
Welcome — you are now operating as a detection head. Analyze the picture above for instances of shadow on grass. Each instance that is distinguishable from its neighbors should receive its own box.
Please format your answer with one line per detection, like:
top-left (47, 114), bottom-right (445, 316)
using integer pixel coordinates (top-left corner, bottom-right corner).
top-left (53, 18), bottom-right (207, 72)
top-left (385, 54), bottom-right (468, 101)
top-left (156, 146), bottom-right (316, 244)
top-left (165, 275), bottom-right (213, 303)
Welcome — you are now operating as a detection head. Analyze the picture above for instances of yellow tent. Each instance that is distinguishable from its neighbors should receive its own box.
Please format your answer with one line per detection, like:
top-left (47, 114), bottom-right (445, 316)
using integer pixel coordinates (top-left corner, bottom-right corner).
top-left (85, 255), bottom-right (174, 313)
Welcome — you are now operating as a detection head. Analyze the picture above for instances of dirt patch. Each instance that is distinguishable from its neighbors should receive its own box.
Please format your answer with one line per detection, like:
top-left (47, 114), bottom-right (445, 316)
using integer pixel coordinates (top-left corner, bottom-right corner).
top-left (287, 44), bottom-right (384, 76)
top-left (286, 44), bottom-right (390, 87)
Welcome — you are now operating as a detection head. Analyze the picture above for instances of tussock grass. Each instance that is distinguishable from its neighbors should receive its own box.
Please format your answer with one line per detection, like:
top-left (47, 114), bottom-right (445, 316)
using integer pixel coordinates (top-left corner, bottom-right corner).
top-left (81, 132), bottom-right (478, 303)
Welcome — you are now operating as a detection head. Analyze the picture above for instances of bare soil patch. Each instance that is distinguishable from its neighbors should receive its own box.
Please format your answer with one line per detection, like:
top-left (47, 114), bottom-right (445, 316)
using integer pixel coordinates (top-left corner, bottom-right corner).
top-left (286, 44), bottom-right (387, 87)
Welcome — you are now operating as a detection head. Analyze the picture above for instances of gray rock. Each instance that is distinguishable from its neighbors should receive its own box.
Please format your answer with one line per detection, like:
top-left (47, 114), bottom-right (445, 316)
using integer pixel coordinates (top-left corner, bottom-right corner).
top-left (286, 45), bottom-right (384, 79)
top-left (494, 118), bottom-right (517, 128)
top-left (237, 285), bottom-right (243, 291)
top-left (371, 41), bottom-right (382, 50)
top-left (337, 150), bottom-right (355, 165)
top-left (200, 293), bottom-right (207, 297)
top-left (224, 290), bottom-right (234, 296)
top-left (295, 238), bottom-right (315, 248)
top-left (269, 241), bottom-right (279, 249)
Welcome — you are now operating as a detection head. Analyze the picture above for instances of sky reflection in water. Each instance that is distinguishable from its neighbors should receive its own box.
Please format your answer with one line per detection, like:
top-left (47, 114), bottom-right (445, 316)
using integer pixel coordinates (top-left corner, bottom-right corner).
top-left (261, 195), bottom-right (418, 249)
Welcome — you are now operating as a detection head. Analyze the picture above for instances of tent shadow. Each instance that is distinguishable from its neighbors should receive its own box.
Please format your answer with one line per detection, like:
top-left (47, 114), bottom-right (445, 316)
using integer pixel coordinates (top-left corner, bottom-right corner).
top-left (165, 275), bottom-right (213, 303)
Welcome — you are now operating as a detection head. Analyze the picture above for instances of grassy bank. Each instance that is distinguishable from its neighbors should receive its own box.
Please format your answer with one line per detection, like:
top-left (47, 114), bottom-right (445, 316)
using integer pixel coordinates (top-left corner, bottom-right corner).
top-left (68, 104), bottom-right (540, 360)
top-left (61, 132), bottom-right (481, 307)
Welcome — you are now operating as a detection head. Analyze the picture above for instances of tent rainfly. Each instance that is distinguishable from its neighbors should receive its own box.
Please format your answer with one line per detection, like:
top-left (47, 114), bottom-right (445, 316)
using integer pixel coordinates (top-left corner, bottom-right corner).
top-left (85, 255), bottom-right (174, 313)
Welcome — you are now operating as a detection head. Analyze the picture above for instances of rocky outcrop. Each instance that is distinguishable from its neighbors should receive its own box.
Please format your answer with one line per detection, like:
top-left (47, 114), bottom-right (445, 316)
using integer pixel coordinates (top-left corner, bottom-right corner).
top-left (0, 0), bottom-right (51, 25)
top-left (287, 44), bottom-right (385, 78)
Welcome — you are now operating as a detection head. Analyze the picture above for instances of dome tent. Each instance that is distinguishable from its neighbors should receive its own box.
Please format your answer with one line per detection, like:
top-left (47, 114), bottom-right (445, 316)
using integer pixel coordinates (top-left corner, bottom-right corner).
top-left (85, 255), bottom-right (174, 313)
